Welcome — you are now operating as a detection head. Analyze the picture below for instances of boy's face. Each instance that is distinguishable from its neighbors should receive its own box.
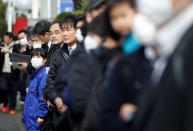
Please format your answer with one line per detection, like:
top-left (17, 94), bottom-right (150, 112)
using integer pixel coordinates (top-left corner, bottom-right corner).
top-left (30, 36), bottom-right (43, 45)
top-left (110, 3), bottom-right (136, 37)
top-left (18, 32), bottom-right (27, 40)
top-left (38, 32), bottom-right (50, 44)
top-left (3, 35), bottom-right (12, 45)
top-left (61, 23), bottom-right (77, 45)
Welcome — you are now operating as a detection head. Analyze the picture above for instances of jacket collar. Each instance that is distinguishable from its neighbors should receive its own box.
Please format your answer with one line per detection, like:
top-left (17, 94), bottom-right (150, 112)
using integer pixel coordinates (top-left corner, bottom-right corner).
top-left (31, 66), bottom-right (45, 78)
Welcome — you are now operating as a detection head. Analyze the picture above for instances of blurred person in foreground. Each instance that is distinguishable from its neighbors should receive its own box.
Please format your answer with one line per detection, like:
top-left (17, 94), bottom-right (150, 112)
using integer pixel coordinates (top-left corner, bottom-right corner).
top-left (97, 0), bottom-right (152, 131)
top-left (130, 0), bottom-right (193, 131)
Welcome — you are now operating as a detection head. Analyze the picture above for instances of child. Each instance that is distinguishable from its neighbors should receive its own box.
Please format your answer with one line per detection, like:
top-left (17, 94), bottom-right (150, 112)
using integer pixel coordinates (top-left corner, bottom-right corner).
top-left (23, 48), bottom-right (48, 131)
top-left (98, 0), bottom-right (151, 131)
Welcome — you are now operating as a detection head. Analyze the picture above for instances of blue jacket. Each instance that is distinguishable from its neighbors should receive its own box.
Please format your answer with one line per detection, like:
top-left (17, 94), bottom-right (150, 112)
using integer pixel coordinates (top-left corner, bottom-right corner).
top-left (23, 67), bottom-right (48, 131)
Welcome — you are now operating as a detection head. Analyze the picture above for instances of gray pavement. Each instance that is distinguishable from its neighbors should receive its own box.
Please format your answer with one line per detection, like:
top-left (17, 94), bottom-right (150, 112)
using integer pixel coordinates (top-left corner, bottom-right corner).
top-left (0, 103), bottom-right (25, 131)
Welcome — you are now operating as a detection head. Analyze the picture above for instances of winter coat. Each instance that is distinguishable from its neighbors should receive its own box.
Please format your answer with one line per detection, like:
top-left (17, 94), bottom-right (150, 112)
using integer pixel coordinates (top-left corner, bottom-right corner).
top-left (132, 24), bottom-right (193, 131)
top-left (43, 44), bottom-right (69, 103)
top-left (52, 43), bottom-right (84, 103)
top-left (98, 47), bottom-right (152, 131)
top-left (45, 43), bottom-right (64, 67)
top-left (23, 67), bottom-right (48, 131)
top-left (41, 43), bottom-right (81, 131)
top-left (80, 46), bottom-right (122, 131)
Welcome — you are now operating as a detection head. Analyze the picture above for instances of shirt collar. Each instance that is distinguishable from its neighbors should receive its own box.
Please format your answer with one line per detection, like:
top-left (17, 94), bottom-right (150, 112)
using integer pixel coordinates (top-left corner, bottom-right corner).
top-left (68, 43), bottom-right (77, 54)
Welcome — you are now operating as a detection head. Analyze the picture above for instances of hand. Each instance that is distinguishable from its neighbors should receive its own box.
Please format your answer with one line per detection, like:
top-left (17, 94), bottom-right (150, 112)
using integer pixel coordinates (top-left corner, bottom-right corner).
top-left (47, 100), bottom-right (54, 107)
top-left (54, 97), bottom-right (67, 113)
top-left (119, 103), bottom-right (137, 122)
top-left (0, 47), bottom-right (11, 53)
top-left (37, 117), bottom-right (44, 125)
top-left (26, 88), bottom-right (29, 93)
top-left (18, 62), bottom-right (28, 71)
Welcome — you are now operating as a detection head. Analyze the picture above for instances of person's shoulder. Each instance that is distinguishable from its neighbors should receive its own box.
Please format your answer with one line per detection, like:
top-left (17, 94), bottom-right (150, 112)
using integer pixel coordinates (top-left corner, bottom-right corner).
top-left (36, 67), bottom-right (47, 77)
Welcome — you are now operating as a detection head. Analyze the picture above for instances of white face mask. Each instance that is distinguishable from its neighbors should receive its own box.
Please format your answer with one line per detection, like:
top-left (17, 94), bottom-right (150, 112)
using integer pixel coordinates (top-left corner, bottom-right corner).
top-left (20, 38), bottom-right (28, 46)
top-left (132, 14), bottom-right (156, 46)
top-left (33, 43), bottom-right (42, 49)
top-left (136, 0), bottom-right (173, 25)
top-left (84, 35), bottom-right (99, 52)
top-left (31, 57), bottom-right (44, 69)
top-left (76, 29), bottom-right (84, 42)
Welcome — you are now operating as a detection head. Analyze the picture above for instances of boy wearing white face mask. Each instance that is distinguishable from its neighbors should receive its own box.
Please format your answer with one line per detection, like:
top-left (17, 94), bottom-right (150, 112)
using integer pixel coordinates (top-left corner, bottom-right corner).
top-left (23, 48), bottom-right (48, 131)
top-left (30, 34), bottom-right (43, 50)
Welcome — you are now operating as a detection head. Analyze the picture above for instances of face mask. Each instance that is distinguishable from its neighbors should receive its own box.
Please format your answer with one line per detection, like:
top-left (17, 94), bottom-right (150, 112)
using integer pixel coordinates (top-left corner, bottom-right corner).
top-left (136, 0), bottom-right (173, 25)
top-left (33, 43), bottom-right (42, 49)
top-left (132, 14), bottom-right (156, 46)
top-left (84, 35), bottom-right (99, 52)
top-left (76, 29), bottom-right (84, 42)
top-left (31, 57), bottom-right (44, 69)
top-left (20, 38), bottom-right (28, 46)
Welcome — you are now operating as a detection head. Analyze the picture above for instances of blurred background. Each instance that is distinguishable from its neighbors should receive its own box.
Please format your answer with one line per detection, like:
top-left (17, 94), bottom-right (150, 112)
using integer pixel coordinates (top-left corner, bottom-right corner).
top-left (0, 0), bottom-right (88, 38)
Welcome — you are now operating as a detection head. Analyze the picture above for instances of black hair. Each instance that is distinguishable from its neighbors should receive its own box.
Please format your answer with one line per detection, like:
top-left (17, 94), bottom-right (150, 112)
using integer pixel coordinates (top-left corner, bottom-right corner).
top-left (103, 10), bottom-right (120, 41)
top-left (3, 32), bottom-right (14, 40)
top-left (88, 0), bottom-right (107, 11)
top-left (32, 20), bottom-right (51, 36)
top-left (50, 21), bottom-right (61, 29)
top-left (17, 29), bottom-right (29, 36)
top-left (87, 13), bottom-right (108, 39)
top-left (31, 48), bottom-right (47, 59)
top-left (107, 0), bottom-right (136, 9)
top-left (17, 29), bottom-right (30, 40)
top-left (76, 15), bottom-right (85, 22)
top-left (29, 32), bottom-right (39, 40)
top-left (103, 0), bottom-right (136, 41)
top-left (60, 15), bottom-right (77, 29)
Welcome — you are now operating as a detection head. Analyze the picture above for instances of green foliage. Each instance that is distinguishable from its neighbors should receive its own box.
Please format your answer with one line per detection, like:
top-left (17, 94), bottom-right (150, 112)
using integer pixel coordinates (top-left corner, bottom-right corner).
top-left (74, 0), bottom-right (88, 11)
top-left (55, 0), bottom-right (88, 22)
top-left (0, 2), bottom-right (7, 37)
top-left (55, 11), bottom-right (85, 21)
top-left (55, 12), bottom-right (72, 21)
top-left (78, 0), bottom-right (89, 11)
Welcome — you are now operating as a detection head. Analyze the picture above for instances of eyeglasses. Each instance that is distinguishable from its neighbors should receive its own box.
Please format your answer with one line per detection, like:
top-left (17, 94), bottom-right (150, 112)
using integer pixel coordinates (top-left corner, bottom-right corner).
top-left (49, 30), bottom-right (62, 36)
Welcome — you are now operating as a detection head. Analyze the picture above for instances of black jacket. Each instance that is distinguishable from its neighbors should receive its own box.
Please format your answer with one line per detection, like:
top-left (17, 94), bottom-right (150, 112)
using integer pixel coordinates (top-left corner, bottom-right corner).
top-left (45, 43), bottom-right (63, 67)
top-left (80, 46), bottom-right (122, 131)
top-left (43, 44), bottom-right (69, 103)
top-left (51, 43), bottom-right (84, 100)
top-left (66, 46), bottom-right (103, 131)
top-left (98, 47), bottom-right (152, 131)
top-left (132, 24), bottom-right (193, 131)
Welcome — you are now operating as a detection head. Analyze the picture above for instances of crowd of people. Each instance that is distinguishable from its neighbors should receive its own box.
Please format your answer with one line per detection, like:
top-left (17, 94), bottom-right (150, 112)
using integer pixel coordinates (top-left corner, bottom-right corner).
top-left (1, 0), bottom-right (193, 131)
